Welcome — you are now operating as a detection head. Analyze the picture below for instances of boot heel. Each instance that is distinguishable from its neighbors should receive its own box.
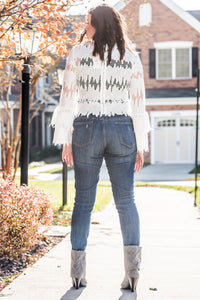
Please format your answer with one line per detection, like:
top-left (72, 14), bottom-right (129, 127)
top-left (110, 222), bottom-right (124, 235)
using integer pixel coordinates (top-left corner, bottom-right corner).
top-left (74, 278), bottom-right (80, 289)
top-left (130, 277), bottom-right (135, 292)
top-left (121, 246), bottom-right (141, 293)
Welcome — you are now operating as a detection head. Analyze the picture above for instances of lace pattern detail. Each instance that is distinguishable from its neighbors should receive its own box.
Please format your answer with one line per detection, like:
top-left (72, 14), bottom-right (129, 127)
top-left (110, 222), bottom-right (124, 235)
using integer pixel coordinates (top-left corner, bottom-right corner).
top-left (51, 42), bottom-right (150, 152)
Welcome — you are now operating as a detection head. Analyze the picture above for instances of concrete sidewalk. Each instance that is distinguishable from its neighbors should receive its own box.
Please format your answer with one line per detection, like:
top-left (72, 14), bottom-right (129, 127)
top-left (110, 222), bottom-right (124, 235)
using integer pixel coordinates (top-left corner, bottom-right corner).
top-left (1, 187), bottom-right (200, 300)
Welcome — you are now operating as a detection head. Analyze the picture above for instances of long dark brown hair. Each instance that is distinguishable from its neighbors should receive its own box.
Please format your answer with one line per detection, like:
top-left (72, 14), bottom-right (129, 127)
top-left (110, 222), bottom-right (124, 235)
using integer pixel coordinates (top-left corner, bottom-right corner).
top-left (80, 4), bottom-right (128, 65)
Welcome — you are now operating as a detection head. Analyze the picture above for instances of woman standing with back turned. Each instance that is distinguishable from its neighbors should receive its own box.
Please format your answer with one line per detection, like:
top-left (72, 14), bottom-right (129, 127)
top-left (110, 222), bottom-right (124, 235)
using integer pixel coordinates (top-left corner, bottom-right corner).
top-left (51, 4), bottom-right (150, 294)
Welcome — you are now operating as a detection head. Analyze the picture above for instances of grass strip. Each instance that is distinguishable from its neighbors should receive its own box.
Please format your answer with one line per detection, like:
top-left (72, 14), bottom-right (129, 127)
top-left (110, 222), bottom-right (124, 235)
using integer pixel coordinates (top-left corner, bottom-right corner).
top-left (28, 180), bottom-right (112, 212)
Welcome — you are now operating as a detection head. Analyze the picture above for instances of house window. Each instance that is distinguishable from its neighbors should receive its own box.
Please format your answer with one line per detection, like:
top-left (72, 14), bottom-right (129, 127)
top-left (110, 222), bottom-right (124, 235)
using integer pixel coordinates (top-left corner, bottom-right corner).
top-left (31, 117), bottom-right (37, 146)
top-left (176, 48), bottom-right (190, 78)
top-left (157, 119), bottom-right (176, 127)
top-left (180, 119), bottom-right (195, 127)
top-left (153, 41), bottom-right (194, 80)
top-left (157, 48), bottom-right (192, 79)
top-left (45, 73), bottom-right (50, 84)
top-left (157, 48), bottom-right (191, 79)
top-left (158, 49), bottom-right (172, 79)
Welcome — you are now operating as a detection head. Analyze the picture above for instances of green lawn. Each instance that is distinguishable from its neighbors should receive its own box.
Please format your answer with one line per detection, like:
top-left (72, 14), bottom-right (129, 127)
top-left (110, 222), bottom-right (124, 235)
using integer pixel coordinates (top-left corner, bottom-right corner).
top-left (28, 180), bottom-right (113, 212)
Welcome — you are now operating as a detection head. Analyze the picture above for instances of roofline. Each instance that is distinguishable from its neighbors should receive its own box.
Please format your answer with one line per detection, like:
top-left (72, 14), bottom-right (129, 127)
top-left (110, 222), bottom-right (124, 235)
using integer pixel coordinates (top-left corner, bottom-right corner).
top-left (159, 0), bottom-right (200, 33)
top-left (120, 0), bottom-right (200, 33)
top-left (114, 0), bottom-right (132, 10)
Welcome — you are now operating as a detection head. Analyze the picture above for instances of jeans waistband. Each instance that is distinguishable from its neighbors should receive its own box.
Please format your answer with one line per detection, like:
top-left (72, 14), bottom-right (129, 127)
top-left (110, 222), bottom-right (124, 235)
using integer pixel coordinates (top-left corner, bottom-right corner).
top-left (75, 114), bottom-right (132, 122)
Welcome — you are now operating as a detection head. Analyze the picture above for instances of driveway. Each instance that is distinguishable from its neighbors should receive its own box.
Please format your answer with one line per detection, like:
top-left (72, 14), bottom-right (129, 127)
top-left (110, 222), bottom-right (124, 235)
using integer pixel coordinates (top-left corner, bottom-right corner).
top-left (135, 163), bottom-right (195, 182)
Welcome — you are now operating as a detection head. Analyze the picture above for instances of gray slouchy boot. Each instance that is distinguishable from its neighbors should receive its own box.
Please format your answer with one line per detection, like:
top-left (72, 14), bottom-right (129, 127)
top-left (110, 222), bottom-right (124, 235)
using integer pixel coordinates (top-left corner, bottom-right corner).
top-left (121, 245), bottom-right (142, 292)
top-left (71, 250), bottom-right (87, 289)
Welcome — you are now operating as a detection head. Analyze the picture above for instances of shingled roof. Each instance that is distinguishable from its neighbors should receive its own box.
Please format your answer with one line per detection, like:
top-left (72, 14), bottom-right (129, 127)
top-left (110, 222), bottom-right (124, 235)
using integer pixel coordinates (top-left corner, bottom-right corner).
top-left (146, 88), bottom-right (197, 99)
top-left (188, 10), bottom-right (200, 22)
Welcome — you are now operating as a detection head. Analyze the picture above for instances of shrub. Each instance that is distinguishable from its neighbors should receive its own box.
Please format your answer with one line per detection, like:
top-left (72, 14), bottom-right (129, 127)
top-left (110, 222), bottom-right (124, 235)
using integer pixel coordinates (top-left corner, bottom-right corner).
top-left (0, 178), bottom-right (53, 260)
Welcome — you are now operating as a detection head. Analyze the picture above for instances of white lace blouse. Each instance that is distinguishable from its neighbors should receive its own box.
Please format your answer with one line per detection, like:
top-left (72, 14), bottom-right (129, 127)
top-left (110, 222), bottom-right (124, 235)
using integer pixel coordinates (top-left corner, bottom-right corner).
top-left (51, 41), bottom-right (150, 152)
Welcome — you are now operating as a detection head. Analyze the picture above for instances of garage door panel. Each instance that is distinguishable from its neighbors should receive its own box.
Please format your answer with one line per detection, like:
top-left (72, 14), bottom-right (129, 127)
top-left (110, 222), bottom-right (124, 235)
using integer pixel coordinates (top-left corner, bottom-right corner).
top-left (167, 128), bottom-right (177, 161)
top-left (180, 128), bottom-right (189, 161)
top-left (155, 128), bottom-right (166, 162)
top-left (179, 118), bottom-right (196, 162)
top-left (155, 118), bottom-right (177, 163)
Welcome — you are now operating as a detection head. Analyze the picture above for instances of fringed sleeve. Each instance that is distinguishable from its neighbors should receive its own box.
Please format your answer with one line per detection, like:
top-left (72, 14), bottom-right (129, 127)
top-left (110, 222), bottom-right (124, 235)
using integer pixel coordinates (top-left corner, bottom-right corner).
top-left (130, 55), bottom-right (151, 152)
top-left (50, 47), bottom-right (77, 145)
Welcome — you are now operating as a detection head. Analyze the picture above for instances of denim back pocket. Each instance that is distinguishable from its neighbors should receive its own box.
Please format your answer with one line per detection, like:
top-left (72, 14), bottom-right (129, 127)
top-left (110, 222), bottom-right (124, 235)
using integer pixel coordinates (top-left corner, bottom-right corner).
top-left (115, 122), bottom-right (136, 148)
top-left (73, 121), bottom-right (93, 147)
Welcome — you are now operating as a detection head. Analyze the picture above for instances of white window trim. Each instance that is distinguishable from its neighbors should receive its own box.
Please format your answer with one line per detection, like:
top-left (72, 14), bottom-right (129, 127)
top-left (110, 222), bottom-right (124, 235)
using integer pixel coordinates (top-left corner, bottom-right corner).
top-left (154, 41), bottom-right (193, 80)
top-left (154, 41), bottom-right (193, 49)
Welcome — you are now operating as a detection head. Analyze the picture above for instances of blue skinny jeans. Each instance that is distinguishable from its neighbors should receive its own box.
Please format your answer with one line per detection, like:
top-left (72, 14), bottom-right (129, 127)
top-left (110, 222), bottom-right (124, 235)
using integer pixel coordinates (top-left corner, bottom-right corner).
top-left (71, 115), bottom-right (140, 250)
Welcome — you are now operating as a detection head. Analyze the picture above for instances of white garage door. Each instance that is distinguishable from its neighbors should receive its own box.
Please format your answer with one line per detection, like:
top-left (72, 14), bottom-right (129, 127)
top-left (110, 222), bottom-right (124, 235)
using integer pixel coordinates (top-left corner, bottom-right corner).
top-left (154, 117), bottom-right (199, 163)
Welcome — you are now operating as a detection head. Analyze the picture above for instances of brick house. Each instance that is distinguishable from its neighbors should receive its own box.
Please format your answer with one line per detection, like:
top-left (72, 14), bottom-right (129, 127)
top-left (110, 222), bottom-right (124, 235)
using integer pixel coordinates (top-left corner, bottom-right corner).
top-left (120, 0), bottom-right (200, 163)
top-left (56, 0), bottom-right (200, 164)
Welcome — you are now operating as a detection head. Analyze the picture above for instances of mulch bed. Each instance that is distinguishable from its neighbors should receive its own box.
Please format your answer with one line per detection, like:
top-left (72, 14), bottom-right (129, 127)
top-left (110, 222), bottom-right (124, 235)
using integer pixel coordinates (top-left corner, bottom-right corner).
top-left (0, 236), bottom-right (64, 292)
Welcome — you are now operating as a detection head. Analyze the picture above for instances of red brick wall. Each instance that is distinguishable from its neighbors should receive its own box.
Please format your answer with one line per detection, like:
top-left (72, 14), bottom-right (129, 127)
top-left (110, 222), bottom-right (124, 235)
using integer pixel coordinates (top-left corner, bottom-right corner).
top-left (121, 0), bottom-right (200, 89)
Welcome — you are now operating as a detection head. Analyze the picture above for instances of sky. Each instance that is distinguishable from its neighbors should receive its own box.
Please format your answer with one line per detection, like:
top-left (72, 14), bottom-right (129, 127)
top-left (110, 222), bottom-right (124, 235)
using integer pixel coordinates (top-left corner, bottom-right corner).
top-left (172, 0), bottom-right (199, 11)
top-left (67, 0), bottom-right (200, 15)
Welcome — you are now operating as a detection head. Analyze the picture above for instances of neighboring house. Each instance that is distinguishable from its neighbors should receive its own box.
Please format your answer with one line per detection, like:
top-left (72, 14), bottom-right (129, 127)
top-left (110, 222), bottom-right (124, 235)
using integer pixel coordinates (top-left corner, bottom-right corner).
top-left (120, 0), bottom-right (200, 164)
top-left (0, 70), bottom-right (58, 167)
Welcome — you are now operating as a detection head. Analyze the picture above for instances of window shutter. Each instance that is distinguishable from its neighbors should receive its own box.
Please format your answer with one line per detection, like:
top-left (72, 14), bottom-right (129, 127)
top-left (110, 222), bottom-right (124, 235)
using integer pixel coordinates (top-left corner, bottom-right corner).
top-left (139, 3), bottom-right (152, 27)
top-left (192, 47), bottom-right (198, 77)
top-left (149, 49), bottom-right (156, 78)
